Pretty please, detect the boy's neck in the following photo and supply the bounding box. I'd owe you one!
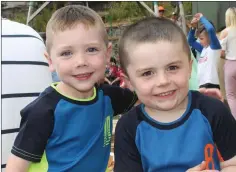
[144,95,189,123]
[55,82,95,100]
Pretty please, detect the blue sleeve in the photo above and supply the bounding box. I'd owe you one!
[199,16,221,50]
[187,29,203,53]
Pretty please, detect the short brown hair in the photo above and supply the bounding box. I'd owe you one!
[119,17,191,74]
[46,5,108,53]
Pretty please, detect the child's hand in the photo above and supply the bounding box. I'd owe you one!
[186,161,220,172]
[190,18,198,28]
[194,13,203,21]
[199,88,224,102]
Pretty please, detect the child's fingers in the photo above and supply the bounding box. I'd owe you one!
[186,161,220,172]
[194,13,203,20]
[186,161,207,171]
[220,157,236,169]
[199,88,207,94]
[191,18,198,24]
[205,89,223,102]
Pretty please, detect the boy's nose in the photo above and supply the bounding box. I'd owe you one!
[75,54,88,67]
[156,72,170,87]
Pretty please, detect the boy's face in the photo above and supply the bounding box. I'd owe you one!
[47,23,111,93]
[199,32,209,47]
[125,41,192,112]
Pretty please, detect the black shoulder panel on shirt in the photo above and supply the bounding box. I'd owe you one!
[191,91,236,161]
[12,86,61,162]
[190,90,230,122]
[20,86,60,124]
[117,105,144,132]
[114,105,144,172]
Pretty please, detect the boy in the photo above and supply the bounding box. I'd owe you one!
[6,5,137,172]
[188,13,221,90]
[114,17,236,172]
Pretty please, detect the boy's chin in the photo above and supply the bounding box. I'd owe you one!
[147,101,180,112]
[74,83,96,92]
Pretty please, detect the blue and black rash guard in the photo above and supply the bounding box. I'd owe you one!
[187,16,221,87]
[114,91,236,172]
[11,83,137,172]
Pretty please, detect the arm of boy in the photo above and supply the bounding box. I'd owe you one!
[101,84,138,115]
[6,155,30,172]
[211,101,236,171]
[187,94,236,172]
[114,112,143,172]
[198,15,221,50]
[6,101,54,171]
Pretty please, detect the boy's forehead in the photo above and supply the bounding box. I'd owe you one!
[127,40,183,55]
[52,22,103,35]
[127,41,187,65]
[49,23,106,46]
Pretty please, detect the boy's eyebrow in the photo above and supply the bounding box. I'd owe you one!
[57,42,103,51]
[83,41,102,46]
[136,67,155,73]
[166,60,183,65]
[57,45,74,50]
[136,60,183,73]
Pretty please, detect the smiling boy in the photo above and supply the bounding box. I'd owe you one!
[114,17,236,172]
[6,5,137,172]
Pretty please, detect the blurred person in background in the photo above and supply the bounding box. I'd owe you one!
[220,7,236,119]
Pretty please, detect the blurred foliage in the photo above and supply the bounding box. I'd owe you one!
[183,2,192,15]
[9,1,69,32]
[31,2,71,32]
[30,2,57,32]
[11,11,27,24]
[8,1,192,32]
[104,2,153,23]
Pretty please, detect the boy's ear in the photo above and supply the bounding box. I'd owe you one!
[122,73,135,92]
[106,42,112,64]
[44,51,55,72]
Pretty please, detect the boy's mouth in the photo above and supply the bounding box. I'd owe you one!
[156,90,176,98]
[74,72,93,80]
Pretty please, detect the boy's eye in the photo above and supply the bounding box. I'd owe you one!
[167,66,179,71]
[142,71,153,77]
[61,51,72,57]
[87,47,98,53]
